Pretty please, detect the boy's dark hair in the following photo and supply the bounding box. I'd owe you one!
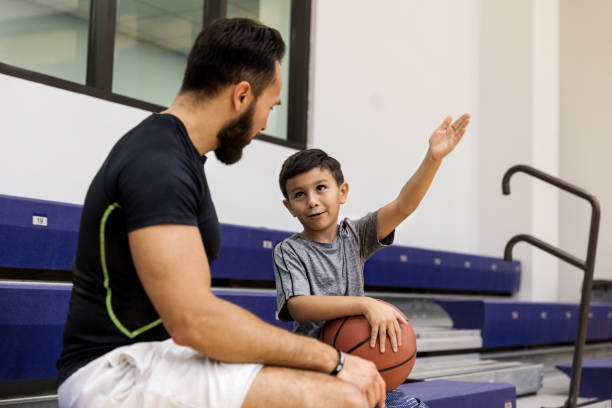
[181,18,285,99]
[279,149,345,199]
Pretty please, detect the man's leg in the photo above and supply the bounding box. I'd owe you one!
[243,366,368,408]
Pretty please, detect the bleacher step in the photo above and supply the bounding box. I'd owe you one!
[415,326,482,352]
[0,395,57,407]
[409,357,542,396]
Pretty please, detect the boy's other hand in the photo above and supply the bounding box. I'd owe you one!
[428,114,471,161]
[338,353,386,408]
[361,298,409,353]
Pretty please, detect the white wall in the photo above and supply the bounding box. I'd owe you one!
[310,0,481,253]
[477,0,563,301]
[478,0,535,299]
[559,0,612,301]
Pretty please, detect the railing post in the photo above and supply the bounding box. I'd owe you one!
[502,165,600,408]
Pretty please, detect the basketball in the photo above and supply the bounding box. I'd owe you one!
[320,302,417,392]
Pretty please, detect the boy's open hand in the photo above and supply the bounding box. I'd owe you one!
[428,114,471,161]
[361,297,409,353]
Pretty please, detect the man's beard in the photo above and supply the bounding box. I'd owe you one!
[214,101,256,165]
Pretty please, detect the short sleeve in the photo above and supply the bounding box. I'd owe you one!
[352,211,395,260]
[273,241,312,321]
[116,150,202,232]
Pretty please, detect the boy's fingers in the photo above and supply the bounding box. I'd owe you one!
[388,325,398,352]
[379,326,387,353]
[396,311,409,324]
[452,114,470,129]
[440,115,452,129]
[394,320,402,347]
[452,118,466,133]
[370,326,378,348]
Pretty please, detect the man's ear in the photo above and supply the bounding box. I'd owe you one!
[232,81,252,111]
[338,182,349,204]
[283,199,297,217]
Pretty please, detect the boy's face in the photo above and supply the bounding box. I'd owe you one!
[283,167,348,236]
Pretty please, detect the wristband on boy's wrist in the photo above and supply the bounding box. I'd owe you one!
[329,349,345,376]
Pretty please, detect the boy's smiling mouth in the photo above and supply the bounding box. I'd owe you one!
[308,211,326,218]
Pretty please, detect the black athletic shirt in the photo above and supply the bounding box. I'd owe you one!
[57,113,220,385]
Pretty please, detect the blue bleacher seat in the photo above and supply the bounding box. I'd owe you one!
[435,299,612,348]
[0,194,81,271]
[0,282,71,380]
[398,380,516,408]
[211,224,291,281]
[0,193,522,295]
[364,246,521,294]
[556,357,612,398]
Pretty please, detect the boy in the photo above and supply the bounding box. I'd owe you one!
[273,114,470,405]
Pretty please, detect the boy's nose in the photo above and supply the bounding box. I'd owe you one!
[307,196,319,207]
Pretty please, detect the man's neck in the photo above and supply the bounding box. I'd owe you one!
[162,91,231,156]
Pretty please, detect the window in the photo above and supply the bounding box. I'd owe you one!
[113,0,204,107]
[0,0,91,84]
[227,0,291,140]
[0,0,310,149]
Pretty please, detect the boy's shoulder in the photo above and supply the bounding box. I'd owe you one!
[273,233,302,257]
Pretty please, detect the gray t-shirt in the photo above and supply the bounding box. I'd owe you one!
[273,211,394,338]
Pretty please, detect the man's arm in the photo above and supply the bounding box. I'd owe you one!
[128,224,386,407]
[288,295,407,353]
[378,114,470,239]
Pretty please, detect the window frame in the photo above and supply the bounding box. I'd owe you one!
[0,0,311,150]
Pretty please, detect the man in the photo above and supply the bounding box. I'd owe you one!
[57,18,385,408]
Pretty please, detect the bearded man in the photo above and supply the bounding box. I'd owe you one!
[56,18,385,408]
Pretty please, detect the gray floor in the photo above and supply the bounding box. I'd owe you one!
[517,373,610,408]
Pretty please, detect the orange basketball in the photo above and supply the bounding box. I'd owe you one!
[320,302,417,392]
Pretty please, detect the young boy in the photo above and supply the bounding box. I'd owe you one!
[273,114,470,405]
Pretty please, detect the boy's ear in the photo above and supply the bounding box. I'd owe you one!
[338,182,349,204]
[282,199,297,217]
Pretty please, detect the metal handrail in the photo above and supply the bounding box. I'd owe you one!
[501,164,601,408]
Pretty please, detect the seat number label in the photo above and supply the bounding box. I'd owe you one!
[32,215,48,226]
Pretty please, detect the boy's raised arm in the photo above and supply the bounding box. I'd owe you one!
[377,114,470,239]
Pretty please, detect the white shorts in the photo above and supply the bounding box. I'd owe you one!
[58,338,263,408]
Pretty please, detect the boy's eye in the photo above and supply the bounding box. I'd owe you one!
[294,192,304,199]
[316,185,327,191]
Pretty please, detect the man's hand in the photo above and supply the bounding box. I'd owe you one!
[428,114,471,161]
[361,297,408,353]
[338,353,386,408]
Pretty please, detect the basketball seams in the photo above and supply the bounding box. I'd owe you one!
[347,337,370,354]
[347,337,416,371]
[332,317,349,347]
[378,351,416,373]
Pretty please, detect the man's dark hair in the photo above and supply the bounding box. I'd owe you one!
[279,149,345,199]
[181,18,285,98]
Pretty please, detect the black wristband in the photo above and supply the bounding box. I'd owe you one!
[330,349,345,376]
